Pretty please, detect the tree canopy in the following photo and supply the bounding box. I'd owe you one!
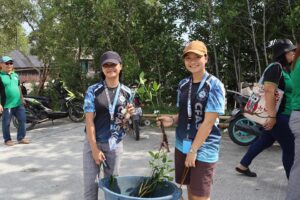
[1,0,300,107]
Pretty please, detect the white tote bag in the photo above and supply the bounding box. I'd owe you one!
[243,63,284,125]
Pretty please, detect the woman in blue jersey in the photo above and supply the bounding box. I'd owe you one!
[83,51,134,200]
[158,41,225,200]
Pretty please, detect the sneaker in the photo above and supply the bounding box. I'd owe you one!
[5,140,15,146]
[235,167,257,177]
[18,138,30,144]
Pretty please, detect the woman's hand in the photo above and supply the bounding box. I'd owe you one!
[156,115,174,128]
[126,103,135,116]
[185,152,197,168]
[92,148,106,165]
[263,117,276,130]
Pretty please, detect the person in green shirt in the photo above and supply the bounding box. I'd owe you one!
[236,39,295,179]
[286,45,300,200]
[0,56,29,146]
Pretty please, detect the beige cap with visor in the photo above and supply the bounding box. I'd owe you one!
[183,40,207,57]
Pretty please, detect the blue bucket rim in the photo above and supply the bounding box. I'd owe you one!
[99,175,182,200]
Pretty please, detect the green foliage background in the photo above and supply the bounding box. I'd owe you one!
[1,0,300,110]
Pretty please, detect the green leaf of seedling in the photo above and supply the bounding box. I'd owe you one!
[152,81,160,92]
[148,92,153,101]
[149,151,155,157]
[169,168,175,172]
[139,72,146,85]
[137,87,145,94]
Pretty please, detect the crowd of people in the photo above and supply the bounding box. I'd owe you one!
[82,39,300,200]
[1,38,300,200]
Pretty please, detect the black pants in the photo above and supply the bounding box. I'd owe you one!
[240,114,295,178]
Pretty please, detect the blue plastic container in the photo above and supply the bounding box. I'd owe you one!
[99,176,182,200]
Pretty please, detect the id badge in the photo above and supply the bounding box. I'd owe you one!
[108,136,117,151]
[182,138,192,154]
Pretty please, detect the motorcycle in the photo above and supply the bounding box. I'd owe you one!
[227,89,264,146]
[13,80,85,130]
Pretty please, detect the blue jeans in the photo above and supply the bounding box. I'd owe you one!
[2,105,26,142]
[240,114,295,178]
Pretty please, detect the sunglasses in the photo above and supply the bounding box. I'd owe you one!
[4,62,13,65]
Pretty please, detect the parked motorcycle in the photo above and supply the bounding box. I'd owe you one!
[14,80,84,130]
[227,89,263,146]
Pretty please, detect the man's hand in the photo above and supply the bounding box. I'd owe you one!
[0,104,3,113]
[22,99,26,106]
[91,148,106,165]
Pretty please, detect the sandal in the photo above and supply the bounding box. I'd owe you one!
[5,140,15,146]
[235,167,257,177]
[18,138,30,144]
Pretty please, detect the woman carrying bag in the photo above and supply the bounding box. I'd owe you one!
[236,39,296,179]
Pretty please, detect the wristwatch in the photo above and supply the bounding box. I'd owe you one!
[189,147,197,154]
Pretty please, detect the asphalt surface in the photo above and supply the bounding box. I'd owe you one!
[0,119,287,200]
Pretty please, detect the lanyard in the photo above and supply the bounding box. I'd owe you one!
[104,81,121,130]
[187,72,209,131]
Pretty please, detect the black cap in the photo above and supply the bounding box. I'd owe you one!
[100,51,122,66]
[272,39,296,59]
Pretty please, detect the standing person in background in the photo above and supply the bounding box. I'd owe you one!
[83,51,134,200]
[286,45,300,200]
[158,40,226,200]
[236,39,296,178]
[0,56,29,146]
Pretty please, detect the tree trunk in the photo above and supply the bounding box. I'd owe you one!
[37,63,50,95]
[208,0,219,77]
[232,45,242,92]
[262,1,268,66]
[287,0,296,42]
[246,0,262,76]
[232,47,239,91]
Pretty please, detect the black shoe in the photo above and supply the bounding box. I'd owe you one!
[235,167,257,177]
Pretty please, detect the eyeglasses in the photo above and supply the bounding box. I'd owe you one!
[4,62,13,65]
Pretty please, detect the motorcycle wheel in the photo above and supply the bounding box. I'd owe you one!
[133,119,140,141]
[13,109,36,131]
[228,115,258,146]
[69,102,85,122]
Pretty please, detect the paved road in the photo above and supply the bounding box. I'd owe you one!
[0,119,287,200]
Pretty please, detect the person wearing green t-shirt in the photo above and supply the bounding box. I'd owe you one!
[286,45,300,200]
[0,56,29,146]
[236,39,295,179]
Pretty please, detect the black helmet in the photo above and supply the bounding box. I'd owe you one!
[272,39,296,59]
